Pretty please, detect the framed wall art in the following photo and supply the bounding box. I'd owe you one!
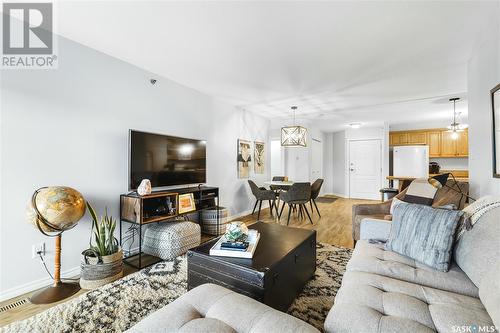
[237,139,251,178]
[254,141,265,174]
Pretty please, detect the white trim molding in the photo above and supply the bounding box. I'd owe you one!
[0,266,80,302]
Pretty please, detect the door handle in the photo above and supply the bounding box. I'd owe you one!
[350,168,355,172]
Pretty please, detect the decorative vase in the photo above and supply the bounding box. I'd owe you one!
[224,221,249,241]
[137,179,151,196]
[79,248,123,290]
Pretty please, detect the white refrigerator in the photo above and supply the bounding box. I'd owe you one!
[392,146,429,178]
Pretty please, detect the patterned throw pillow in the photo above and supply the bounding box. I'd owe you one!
[385,202,463,272]
[403,178,438,205]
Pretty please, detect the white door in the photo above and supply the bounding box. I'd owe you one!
[270,140,283,177]
[349,140,382,200]
[311,139,323,182]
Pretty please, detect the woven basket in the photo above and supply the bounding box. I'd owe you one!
[202,207,229,235]
[79,249,123,290]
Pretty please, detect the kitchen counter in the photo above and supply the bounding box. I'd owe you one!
[387,174,469,191]
[386,175,469,182]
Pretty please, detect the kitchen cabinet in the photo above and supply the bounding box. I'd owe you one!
[390,132,408,145]
[441,131,457,157]
[408,132,427,145]
[389,128,468,157]
[456,131,469,157]
[427,131,441,157]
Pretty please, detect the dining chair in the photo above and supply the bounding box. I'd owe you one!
[248,180,277,220]
[310,179,324,217]
[278,182,312,225]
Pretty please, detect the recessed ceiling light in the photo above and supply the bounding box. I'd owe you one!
[348,122,362,129]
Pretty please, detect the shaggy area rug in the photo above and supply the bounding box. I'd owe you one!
[1,243,351,333]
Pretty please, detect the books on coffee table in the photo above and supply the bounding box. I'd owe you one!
[209,232,260,258]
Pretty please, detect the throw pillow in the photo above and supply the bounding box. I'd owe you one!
[385,202,463,272]
[403,178,438,205]
[390,197,404,215]
[402,174,450,206]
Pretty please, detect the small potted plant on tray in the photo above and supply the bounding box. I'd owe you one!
[80,203,123,289]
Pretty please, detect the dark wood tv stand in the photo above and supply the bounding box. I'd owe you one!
[119,185,220,269]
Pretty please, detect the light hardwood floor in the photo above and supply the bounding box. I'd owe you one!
[0,196,374,327]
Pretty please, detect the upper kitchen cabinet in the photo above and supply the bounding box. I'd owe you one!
[427,131,441,157]
[390,132,408,145]
[407,132,427,145]
[456,131,469,157]
[389,128,468,158]
[441,131,458,157]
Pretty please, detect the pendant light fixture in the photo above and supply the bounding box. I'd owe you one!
[281,106,307,147]
[446,97,468,140]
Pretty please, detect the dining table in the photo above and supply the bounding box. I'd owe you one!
[264,180,294,211]
[264,180,294,188]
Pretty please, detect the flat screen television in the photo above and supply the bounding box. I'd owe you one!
[129,130,206,190]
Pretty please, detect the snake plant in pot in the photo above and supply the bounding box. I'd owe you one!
[79,203,123,290]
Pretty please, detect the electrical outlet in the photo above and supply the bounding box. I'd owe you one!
[32,242,45,259]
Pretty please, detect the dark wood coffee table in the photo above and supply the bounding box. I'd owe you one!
[187,222,316,311]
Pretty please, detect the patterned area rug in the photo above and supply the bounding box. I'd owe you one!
[1,243,352,333]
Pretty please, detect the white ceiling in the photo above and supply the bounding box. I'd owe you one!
[54,1,498,132]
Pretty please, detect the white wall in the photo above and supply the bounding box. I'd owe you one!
[0,37,269,299]
[467,3,500,198]
[322,133,334,194]
[331,131,346,196]
[389,119,468,132]
[429,157,468,171]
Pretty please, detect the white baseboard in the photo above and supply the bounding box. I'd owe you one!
[324,192,347,198]
[230,202,271,221]
[0,266,80,302]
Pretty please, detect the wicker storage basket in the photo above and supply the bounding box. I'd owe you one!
[80,249,123,290]
[202,207,229,235]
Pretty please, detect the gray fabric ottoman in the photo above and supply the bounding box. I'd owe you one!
[325,207,500,333]
[126,283,319,333]
[143,221,200,260]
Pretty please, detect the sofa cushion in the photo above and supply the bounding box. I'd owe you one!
[359,219,392,241]
[353,214,388,240]
[179,318,236,333]
[385,202,463,271]
[126,283,319,333]
[348,241,478,297]
[325,271,494,333]
[454,208,500,288]
[454,207,500,329]
[479,264,500,328]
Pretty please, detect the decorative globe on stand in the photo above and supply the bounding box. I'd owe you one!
[26,186,86,304]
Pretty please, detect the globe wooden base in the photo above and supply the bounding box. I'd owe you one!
[30,234,80,304]
[30,282,80,304]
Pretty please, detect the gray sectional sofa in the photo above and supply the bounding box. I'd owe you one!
[325,207,500,333]
[127,206,498,333]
